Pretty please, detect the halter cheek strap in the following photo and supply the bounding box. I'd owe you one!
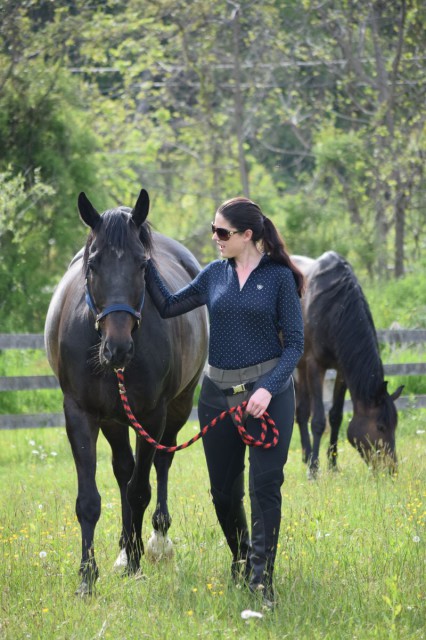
[85,278,145,334]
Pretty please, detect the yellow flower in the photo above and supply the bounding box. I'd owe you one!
[187,610,193,616]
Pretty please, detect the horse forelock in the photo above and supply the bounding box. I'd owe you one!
[82,208,152,270]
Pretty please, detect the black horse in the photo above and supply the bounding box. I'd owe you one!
[292,251,403,477]
[44,189,208,594]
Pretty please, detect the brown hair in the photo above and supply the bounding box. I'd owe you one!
[217,196,305,297]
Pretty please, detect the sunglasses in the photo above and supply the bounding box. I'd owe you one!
[211,223,240,241]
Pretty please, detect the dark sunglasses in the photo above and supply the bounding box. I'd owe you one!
[211,223,240,241]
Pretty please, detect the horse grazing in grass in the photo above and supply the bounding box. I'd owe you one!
[292,251,403,477]
[44,189,208,594]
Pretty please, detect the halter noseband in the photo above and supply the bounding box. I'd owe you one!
[85,276,145,334]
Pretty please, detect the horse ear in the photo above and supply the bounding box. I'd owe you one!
[132,189,150,228]
[390,385,404,401]
[78,193,101,229]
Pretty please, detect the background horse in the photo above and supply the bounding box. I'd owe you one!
[44,189,208,594]
[292,251,403,477]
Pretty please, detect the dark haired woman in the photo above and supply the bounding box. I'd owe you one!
[145,197,304,608]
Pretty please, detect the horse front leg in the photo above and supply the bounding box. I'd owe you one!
[327,371,347,470]
[100,422,135,570]
[125,405,168,575]
[64,396,100,596]
[307,362,326,478]
[147,446,176,562]
[295,365,312,464]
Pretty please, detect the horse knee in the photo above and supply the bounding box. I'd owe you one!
[311,417,326,437]
[127,483,152,512]
[76,491,101,525]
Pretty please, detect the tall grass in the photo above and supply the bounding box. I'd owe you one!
[0,410,425,640]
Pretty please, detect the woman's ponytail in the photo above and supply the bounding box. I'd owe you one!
[262,218,305,298]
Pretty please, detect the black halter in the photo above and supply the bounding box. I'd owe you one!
[85,276,145,334]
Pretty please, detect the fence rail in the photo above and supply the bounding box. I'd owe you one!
[1,331,425,430]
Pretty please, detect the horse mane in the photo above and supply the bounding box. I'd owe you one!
[314,254,385,405]
[83,207,153,269]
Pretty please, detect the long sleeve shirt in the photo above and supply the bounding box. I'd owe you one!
[145,255,304,396]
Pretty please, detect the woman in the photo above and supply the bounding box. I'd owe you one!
[145,197,304,608]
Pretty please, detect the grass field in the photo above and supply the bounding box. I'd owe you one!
[0,409,425,640]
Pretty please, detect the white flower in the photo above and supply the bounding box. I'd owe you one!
[50,451,58,457]
[412,536,420,543]
[29,440,36,446]
[241,609,263,620]
[39,551,47,558]
[32,450,40,455]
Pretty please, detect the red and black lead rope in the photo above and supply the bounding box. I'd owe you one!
[115,368,279,452]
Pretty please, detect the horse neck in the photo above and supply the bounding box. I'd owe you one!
[340,333,384,404]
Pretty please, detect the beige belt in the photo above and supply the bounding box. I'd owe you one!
[206,358,279,388]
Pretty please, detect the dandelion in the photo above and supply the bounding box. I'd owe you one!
[192,588,198,593]
[42,608,49,613]
[186,610,194,616]
[39,551,47,558]
[412,536,420,543]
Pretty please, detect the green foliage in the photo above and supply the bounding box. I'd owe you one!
[362,261,426,330]
[0,0,425,329]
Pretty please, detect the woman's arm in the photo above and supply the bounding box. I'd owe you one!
[145,259,207,318]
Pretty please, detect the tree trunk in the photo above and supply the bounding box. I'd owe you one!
[231,5,250,197]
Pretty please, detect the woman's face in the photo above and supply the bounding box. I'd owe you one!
[212,212,245,258]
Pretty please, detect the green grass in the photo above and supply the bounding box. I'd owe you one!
[0,411,425,640]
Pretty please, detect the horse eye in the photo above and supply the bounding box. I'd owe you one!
[87,261,97,274]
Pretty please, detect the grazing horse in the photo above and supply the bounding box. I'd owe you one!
[292,251,403,476]
[44,189,208,594]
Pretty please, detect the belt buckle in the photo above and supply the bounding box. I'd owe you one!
[232,383,246,395]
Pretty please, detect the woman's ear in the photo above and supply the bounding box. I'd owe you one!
[243,228,254,242]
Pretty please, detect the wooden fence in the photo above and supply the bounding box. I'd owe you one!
[1,331,426,430]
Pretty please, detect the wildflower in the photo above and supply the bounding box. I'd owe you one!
[413,536,420,543]
[186,610,194,616]
[39,551,47,558]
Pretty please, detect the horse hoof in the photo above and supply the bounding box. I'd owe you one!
[113,548,128,570]
[75,581,92,597]
[307,467,320,481]
[146,530,174,562]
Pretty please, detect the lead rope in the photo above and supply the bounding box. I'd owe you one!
[115,369,279,452]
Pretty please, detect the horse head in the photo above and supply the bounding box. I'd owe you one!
[347,382,404,471]
[79,189,151,369]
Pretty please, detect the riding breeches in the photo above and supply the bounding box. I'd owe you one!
[198,373,295,576]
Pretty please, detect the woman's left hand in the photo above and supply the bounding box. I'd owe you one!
[245,388,272,419]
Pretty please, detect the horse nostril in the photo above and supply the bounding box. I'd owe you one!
[102,340,134,366]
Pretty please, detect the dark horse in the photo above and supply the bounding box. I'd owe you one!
[44,189,208,594]
[292,251,403,477]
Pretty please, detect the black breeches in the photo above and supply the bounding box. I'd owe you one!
[198,379,295,564]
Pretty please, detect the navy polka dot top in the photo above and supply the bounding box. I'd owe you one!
[145,255,304,396]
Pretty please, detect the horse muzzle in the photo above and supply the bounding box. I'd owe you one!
[99,335,135,369]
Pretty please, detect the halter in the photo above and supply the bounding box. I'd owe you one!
[85,276,145,334]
